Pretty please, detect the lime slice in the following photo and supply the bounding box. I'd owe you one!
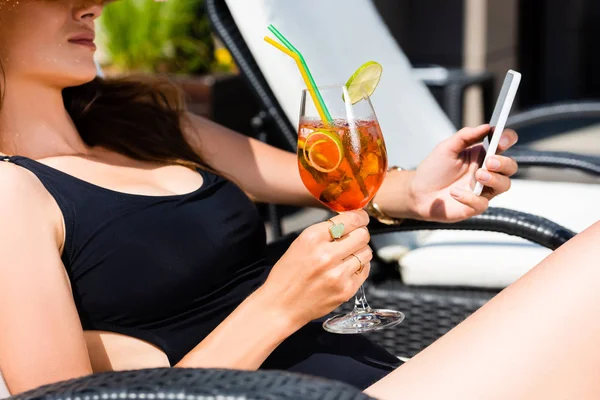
[343,61,383,104]
[303,130,344,173]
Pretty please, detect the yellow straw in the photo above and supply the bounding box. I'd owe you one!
[264,36,330,124]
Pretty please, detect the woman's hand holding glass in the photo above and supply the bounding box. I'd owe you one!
[295,84,404,334]
[261,210,373,328]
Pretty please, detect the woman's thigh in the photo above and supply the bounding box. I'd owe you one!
[366,220,600,400]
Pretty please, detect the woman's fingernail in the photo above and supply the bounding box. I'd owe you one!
[500,136,509,147]
[450,187,465,199]
[477,170,491,182]
[487,158,501,170]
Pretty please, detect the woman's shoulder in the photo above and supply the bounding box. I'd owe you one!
[0,157,40,186]
[0,159,64,249]
[0,159,57,215]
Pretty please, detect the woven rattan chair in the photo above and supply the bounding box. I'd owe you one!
[202,0,592,358]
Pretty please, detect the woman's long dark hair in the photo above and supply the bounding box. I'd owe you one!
[1,60,213,172]
[64,75,213,171]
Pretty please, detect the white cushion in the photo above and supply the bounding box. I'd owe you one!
[400,179,600,288]
[401,243,551,288]
[224,0,456,168]
[0,371,9,399]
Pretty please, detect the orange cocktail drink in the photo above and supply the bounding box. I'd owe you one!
[298,118,387,212]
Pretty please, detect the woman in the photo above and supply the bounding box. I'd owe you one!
[1,1,598,399]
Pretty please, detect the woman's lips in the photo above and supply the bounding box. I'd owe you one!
[68,39,97,50]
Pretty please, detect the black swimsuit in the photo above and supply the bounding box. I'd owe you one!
[5,155,401,389]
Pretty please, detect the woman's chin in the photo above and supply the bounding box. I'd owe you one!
[59,66,101,87]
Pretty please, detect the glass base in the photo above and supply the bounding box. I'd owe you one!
[322,309,405,334]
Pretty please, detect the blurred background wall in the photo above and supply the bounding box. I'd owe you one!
[374,0,600,118]
[96,0,600,140]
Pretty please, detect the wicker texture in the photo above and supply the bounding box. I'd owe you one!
[349,207,573,356]
[346,208,573,357]
[336,283,495,357]
[266,207,574,265]
[12,368,374,400]
[505,101,600,175]
[506,101,600,129]
[266,207,575,357]
[505,148,600,176]
[369,207,575,250]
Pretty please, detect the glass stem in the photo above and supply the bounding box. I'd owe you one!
[353,285,372,312]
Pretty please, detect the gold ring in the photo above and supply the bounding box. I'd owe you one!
[351,253,364,275]
[328,219,345,241]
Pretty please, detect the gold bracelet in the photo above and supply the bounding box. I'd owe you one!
[366,166,404,225]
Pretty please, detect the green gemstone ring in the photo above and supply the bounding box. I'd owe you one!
[328,219,345,240]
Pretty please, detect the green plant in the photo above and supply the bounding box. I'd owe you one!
[99,0,215,74]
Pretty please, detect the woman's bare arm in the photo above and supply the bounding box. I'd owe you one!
[183,113,321,207]
[174,285,296,370]
[0,164,92,395]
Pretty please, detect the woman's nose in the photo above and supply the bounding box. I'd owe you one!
[74,3,103,22]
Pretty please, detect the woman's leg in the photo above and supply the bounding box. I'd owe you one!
[366,220,600,400]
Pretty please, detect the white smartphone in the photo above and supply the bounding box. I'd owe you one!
[473,69,521,196]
